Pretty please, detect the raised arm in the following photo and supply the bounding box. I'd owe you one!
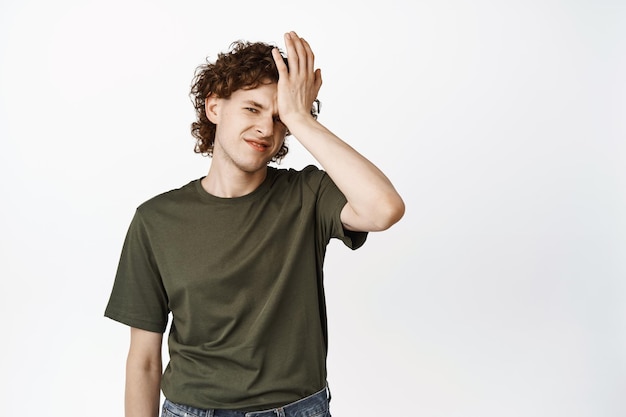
[125,327,163,417]
[272,32,405,232]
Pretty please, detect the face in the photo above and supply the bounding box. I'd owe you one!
[205,82,287,175]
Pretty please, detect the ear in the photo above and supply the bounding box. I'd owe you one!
[205,94,220,124]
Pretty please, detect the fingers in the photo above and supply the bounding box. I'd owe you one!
[283,32,298,73]
[301,38,315,76]
[284,31,315,77]
[271,47,288,76]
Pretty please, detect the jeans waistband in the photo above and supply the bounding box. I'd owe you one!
[162,385,330,417]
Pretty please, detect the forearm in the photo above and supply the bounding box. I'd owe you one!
[289,115,405,231]
[125,357,162,417]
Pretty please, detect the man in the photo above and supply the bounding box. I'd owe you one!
[105,31,404,417]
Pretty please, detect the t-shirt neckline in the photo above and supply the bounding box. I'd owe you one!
[193,167,276,204]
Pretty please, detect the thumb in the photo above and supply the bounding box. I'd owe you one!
[315,68,323,90]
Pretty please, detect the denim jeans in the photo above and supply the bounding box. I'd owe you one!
[161,386,331,417]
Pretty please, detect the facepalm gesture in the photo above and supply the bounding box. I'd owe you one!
[271,32,323,129]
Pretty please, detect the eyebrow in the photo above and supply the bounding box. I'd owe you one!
[243,100,266,109]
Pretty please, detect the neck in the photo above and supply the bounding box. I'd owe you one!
[201,164,268,198]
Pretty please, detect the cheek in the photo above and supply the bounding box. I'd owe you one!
[276,123,288,137]
[273,137,286,153]
[277,131,287,145]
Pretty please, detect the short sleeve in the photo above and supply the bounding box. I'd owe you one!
[104,210,169,333]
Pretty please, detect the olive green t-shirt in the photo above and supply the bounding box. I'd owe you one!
[105,165,367,410]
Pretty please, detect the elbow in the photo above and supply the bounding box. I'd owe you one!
[372,194,405,231]
[344,193,405,232]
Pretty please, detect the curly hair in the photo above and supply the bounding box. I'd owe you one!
[190,41,290,161]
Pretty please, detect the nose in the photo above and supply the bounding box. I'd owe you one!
[256,115,274,137]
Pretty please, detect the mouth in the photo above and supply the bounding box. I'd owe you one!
[244,139,271,152]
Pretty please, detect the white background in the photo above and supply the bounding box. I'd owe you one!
[1,0,625,416]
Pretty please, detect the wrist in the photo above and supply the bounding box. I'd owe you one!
[284,112,319,137]
[283,99,322,133]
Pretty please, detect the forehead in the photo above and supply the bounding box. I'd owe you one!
[229,82,278,106]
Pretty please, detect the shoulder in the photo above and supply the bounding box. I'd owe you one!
[269,165,329,191]
[136,179,201,216]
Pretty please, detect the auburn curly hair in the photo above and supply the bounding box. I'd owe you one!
[190,41,290,161]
